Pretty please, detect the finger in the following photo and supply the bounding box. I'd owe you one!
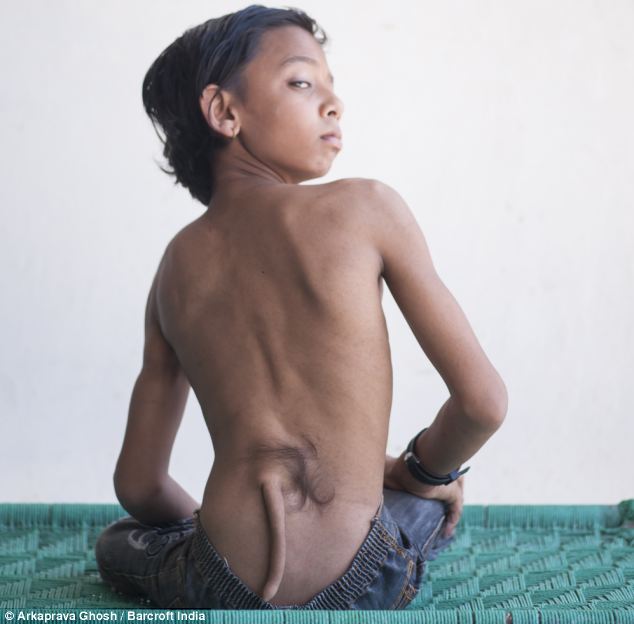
[444,495,463,537]
[447,502,463,537]
[443,509,457,537]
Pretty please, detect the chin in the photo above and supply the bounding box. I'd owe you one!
[292,167,331,184]
[285,154,336,183]
[304,170,330,183]
[311,160,335,180]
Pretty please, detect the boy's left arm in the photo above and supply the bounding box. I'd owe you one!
[113,266,200,526]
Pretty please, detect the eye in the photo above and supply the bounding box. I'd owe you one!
[289,80,311,89]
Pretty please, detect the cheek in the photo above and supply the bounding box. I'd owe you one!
[262,95,315,137]
[243,96,324,167]
[272,114,300,142]
[260,111,318,155]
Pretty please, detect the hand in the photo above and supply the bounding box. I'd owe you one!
[384,453,465,538]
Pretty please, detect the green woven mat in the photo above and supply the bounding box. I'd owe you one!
[0,500,633,623]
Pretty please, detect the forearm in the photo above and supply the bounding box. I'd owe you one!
[406,394,506,475]
[117,474,200,526]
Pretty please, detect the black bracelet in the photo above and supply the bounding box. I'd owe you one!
[403,427,470,486]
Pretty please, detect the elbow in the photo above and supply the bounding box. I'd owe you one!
[461,378,508,429]
[113,469,162,512]
[490,385,508,427]
[113,470,134,510]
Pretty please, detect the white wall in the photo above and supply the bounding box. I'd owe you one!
[1,0,632,506]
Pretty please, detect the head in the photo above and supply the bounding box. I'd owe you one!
[142,5,344,207]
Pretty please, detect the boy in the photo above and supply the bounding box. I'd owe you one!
[96,5,507,610]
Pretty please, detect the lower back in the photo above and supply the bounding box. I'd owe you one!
[198,452,384,605]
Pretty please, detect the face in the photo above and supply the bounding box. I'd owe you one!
[222,25,344,184]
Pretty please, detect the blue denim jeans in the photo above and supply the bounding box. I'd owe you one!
[95,488,455,610]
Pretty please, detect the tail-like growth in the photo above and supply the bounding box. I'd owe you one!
[259,478,287,602]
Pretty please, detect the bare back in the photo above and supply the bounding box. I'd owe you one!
[155,179,392,605]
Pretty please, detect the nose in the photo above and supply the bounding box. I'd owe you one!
[322,90,344,121]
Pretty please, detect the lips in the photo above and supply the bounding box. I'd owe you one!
[321,133,343,149]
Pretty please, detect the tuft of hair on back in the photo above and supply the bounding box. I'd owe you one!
[141,4,328,207]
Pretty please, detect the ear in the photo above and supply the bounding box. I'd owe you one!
[199,84,240,139]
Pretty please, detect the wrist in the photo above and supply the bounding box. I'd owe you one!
[411,428,447,477]
[405,427,471,486]
[394,449,438,493]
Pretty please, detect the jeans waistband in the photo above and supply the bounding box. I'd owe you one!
[191,493,388,610]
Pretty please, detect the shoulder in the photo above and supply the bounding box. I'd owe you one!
[313,177,391,199]
[302,177,407,222]
[315,178,416,246]
[149,216,204,312]
[157,213,207,272]
[323,177,410,217]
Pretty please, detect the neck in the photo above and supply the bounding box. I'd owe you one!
[211,140,296,196]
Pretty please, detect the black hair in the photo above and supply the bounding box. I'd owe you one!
[141,4,328,207]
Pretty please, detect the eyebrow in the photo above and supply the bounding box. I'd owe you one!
[279,55,334,85]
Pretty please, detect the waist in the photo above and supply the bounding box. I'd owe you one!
[198,466,384,605]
